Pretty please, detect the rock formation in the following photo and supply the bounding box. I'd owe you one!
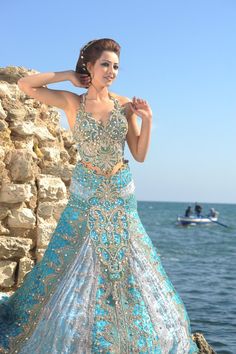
[192,333,216,353]
[0,65,79,292]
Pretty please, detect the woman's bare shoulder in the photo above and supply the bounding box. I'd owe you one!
[110,92,132,105]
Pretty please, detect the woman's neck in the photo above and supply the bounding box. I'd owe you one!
[85,86,110,102]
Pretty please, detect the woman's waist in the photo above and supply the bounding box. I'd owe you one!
[77,158,129,177]
[69,158,135,200]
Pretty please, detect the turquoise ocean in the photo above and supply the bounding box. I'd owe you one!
[137,201,236,354]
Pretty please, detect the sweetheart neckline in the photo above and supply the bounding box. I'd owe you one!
[74,107,118,128]
[82,108,116,127]
[73,94,127,132]
[80,92,119,127]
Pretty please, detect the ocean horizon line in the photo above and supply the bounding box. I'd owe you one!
[137,200,236,205]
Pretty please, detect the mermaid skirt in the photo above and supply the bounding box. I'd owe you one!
[0,162,199,353]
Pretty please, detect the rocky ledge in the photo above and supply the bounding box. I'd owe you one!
[0,65,79,290]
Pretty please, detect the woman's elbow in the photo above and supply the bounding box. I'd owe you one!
[134,155,146,163]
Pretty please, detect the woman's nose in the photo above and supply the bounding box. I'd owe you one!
[108,65,114,75]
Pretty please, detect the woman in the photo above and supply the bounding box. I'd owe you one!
[0,38,199,353]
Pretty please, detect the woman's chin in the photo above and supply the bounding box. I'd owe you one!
[101,82,112,88]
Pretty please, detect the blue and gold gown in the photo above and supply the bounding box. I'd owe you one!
[0,93,199,354]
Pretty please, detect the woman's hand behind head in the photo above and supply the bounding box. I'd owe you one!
[70,71,91,88]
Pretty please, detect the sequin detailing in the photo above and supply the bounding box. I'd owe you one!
[72,93,128,174]
[0,94,199,353]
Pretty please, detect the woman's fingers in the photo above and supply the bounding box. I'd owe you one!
[81,76,90,82]
[131,97,137,109]
[132,97,148,108]
[133,97,146,103]
[79,74,91,84]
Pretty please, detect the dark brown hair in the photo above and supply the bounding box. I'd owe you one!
[75,38,121,77]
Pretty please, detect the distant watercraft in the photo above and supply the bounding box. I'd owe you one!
[177,214,219,226]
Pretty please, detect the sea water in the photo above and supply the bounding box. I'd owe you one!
[137,201,236,354]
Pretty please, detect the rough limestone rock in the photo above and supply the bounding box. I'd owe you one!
[0,260,18,287]
[0,65,79,292]
[192,332,216,353]
[0,66,216,352]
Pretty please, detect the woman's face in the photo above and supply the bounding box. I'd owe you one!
[88,50,119,87]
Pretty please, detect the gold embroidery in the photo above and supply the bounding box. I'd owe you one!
[84,171,159,353]
[72,94,128,175]
[6,205,87,354]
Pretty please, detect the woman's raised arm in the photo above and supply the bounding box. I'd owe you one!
[17,70,89,112]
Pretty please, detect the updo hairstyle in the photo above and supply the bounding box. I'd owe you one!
[75,38,121,78]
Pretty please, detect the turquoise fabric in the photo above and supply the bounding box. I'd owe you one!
[0,95,199,353]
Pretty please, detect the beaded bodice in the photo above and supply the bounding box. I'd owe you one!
[72,93,128,173]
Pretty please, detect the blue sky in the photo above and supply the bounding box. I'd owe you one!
[1,0,235,204]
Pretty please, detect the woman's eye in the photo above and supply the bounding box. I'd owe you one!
[101,63,119,70]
